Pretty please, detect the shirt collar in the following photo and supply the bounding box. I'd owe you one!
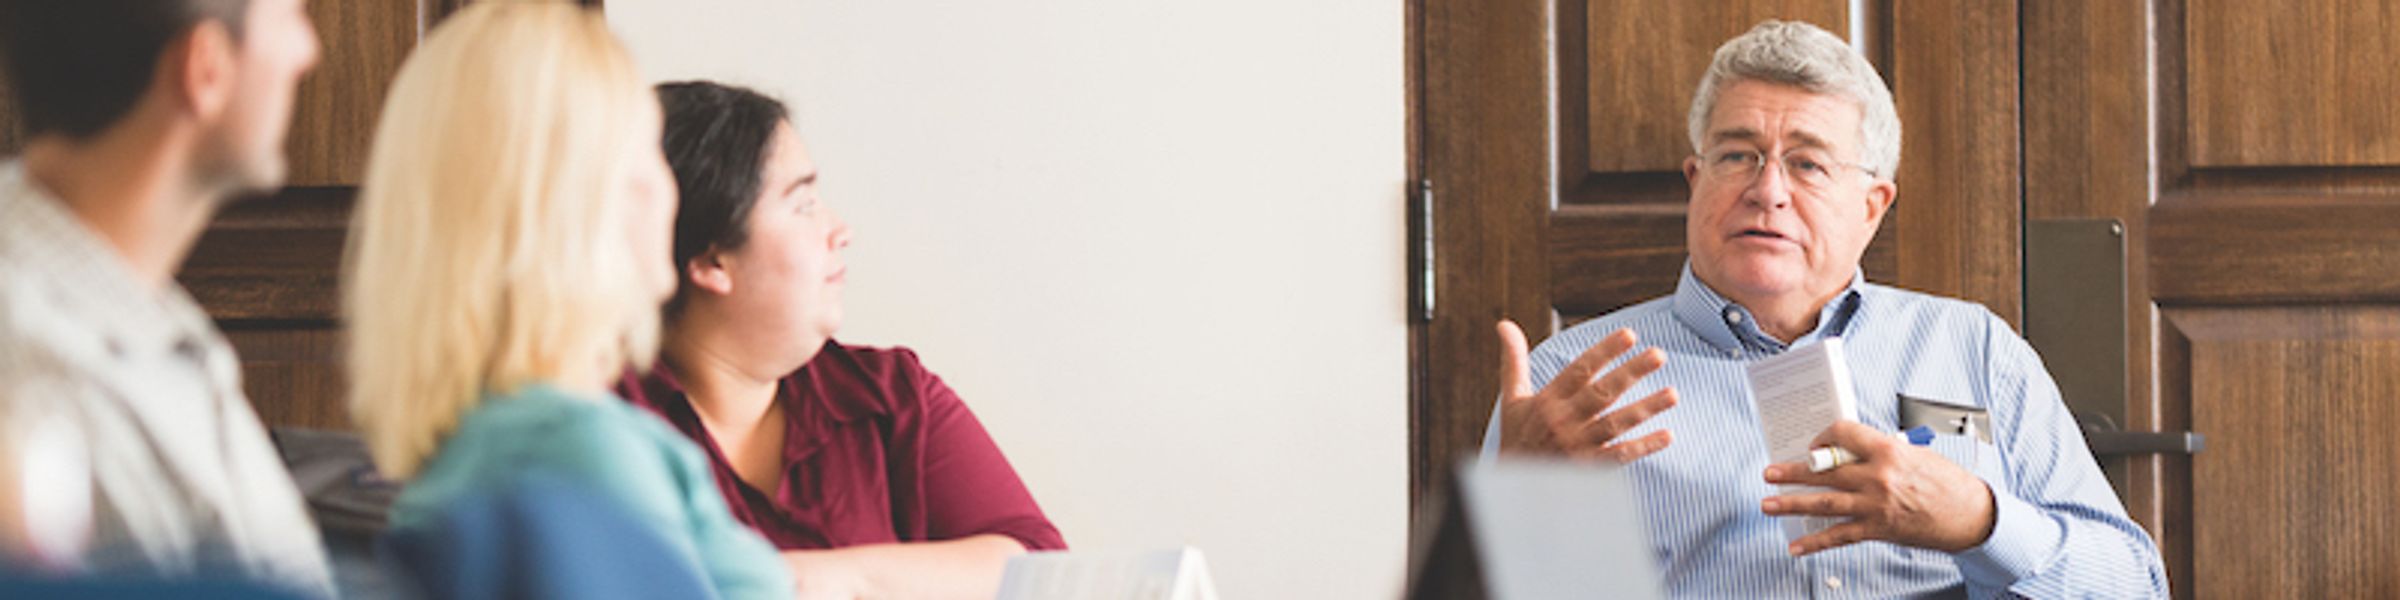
[0,161,213,357]
[629,339,881,426]
[1670,263,1866,356]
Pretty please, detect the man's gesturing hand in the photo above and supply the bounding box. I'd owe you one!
[1493,320,1678,462]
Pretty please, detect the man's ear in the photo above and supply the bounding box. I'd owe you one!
[1863,178,1897,227]
[1683,155,1703,187]
[685,249,736,296]
[164,21,239,123]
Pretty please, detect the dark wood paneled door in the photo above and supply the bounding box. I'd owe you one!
[1411,0,2020,532]
[2030,0,2400,597]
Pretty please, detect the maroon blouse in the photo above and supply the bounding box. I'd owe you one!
[618,341,1066,551]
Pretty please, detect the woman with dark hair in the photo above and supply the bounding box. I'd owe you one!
[618,81,1064,599]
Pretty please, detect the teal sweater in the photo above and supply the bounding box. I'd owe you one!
[388,383,794,599]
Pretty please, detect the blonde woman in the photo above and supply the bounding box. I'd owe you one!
[343,3,790,597]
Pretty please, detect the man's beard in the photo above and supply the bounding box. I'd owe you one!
[191,124,287,203]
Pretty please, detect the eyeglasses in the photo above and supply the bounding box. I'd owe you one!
[1697,148,1877,192]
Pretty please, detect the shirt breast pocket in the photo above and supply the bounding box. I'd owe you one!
[1925,432,2007,487]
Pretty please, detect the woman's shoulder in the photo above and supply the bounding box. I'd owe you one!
[442,384,693,477]
[792,341,947,415]
[409,384,715,516]
[462,384,643,434]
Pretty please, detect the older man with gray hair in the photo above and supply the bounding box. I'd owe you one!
[1480,20,2168,597]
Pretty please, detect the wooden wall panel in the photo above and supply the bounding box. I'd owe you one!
[180,190,350,321]
[2186,0,2400,167]
[181,189,354,428]
[1547,205,1685,319]
[2173,307,2400,599]
[1886,0,2022,325]
[1582,0,1850,174]
[284,0,421,186]
[226,327,350,430]
[2151,194,2400,304]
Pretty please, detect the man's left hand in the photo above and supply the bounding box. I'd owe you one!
[1759,420,1997,555]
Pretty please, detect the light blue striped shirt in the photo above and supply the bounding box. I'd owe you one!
[1483,266,2167,598]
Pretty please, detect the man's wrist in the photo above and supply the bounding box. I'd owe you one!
[1954,481,1998,551]
[1952,486,2065,587]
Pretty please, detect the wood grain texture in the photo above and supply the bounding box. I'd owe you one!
[1412,0,1558,512]
[1581,0,1849,174]
[2021,0,2182,591]
[1546,204,1685,319]
[2150,193,2400,304]
[2139,2,2400,596]
[178,188,353,428]
[2153,302,2196,599]
[2171,307,2400,599]
[1555,0,1690,209]
[225,326,350,430]
[178,188,354,322]
[2186,0,2400,167]
[284,0,419,186]
[1885,0,2022,326]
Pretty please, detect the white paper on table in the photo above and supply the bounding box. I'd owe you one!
[1744,337,1860,542]
[995,546,1219,600]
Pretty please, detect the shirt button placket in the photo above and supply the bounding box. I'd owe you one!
[1723,308,1755,358]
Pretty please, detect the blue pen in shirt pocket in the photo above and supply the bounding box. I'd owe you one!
[1900,394,2002,479]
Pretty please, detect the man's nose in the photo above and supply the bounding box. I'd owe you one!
[1743,160,1794,210]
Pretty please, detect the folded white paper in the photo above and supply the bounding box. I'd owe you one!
[1745,338,1860,541]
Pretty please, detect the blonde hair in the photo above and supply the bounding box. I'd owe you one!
[344,2,660,479]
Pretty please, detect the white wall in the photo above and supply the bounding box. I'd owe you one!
[608,2,1409,597]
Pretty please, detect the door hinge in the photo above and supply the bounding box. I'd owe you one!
[1412,178,1435,323]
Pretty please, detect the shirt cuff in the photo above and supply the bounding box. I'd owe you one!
[1953,485,2065,588]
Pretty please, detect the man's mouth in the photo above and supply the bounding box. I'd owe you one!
[1735,227,1790,241]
